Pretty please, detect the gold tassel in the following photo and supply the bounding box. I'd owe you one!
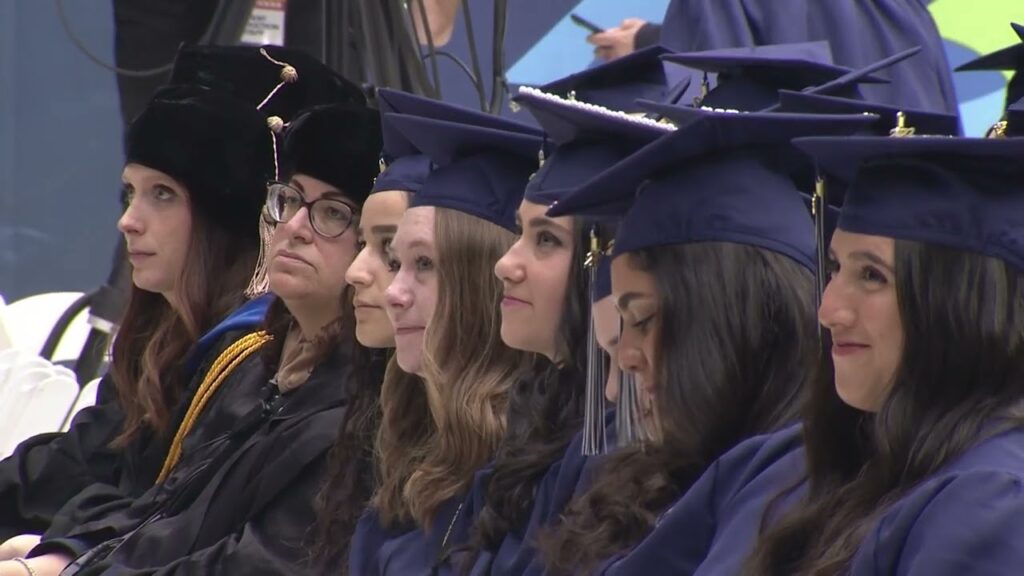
[245,209,275,298]
[986,120,1008,139]
[889,111,916,138]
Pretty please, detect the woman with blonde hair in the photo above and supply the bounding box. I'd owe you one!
[349,94,543,575]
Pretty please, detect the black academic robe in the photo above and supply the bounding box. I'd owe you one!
[0,296,271,540]
[32,342,353,575]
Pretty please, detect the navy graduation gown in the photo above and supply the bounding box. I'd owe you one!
[465,432,586,576]
[848,427,1024,575]
[598,424,805,576]
[353,494,479,576]
[0,295,271,541]
[659,0,958,114]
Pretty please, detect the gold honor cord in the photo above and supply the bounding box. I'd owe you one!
[156,331,274,483]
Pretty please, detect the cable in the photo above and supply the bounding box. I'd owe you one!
[422,51,480,93]
[459,0,487,111]
[55,0,226,78]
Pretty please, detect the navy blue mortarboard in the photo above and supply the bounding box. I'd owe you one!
[385,113,543,232]
[955,23,1024,109]
[538,45,671,113]
[371,91,432,194]
[662,41,889,111]
[375,88,543,135]
[169,44,366,122]
[371,89,543,196]
[549,107,880,272]
[793,135,1024,270]
[777,90,961,136]
[1005,97,1024,137]
[513,86,676,207]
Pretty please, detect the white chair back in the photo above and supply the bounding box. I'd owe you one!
[3,292,89,362]
[0,295,11,351]
[0,372,78,457]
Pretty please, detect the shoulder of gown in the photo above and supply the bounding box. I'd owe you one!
[601,424,806,575]
[853,427,1024,575]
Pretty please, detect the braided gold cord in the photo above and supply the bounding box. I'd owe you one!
[156,331,273,483]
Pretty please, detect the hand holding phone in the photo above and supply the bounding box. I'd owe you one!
[570,13,604,35]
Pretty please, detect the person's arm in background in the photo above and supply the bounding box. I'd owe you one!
[587,19,654,61]
[409,0,461,47]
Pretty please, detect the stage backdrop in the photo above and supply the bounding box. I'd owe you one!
[0,0,1019,303]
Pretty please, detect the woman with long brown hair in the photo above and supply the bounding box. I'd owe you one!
[0,44,362,552]
[310,92,433,574]
[349,94,542,575]
[708,134,1024,576]
[537,104,876,575]
[587,101,964,576]
[4,98,383,575]
[454,86,675,576]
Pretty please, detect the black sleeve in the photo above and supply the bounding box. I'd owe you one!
[634,22,663,50]
[0,375,125,540]
[76,458,329,576]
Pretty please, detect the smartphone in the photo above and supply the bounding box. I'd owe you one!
[570,13,604,35]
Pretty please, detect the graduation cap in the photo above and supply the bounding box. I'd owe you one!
[513,86,676,207]
[955,23,1024,110]
[384,113,543,232]
[776,90,961,136]
[372,108,433,195]
[126,84,276,239]
[662,41,890,111]
[371,90,434,195]
[374,88,544,136]
[548,107,880,273]
[537,45,672,113]
[793,135,1024,271]
[986,96,1024,138]
[170,44,366,123]
[279,104,383,206]
[1007,97,1024,137]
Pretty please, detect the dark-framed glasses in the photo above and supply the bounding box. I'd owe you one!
[265,181,357,238]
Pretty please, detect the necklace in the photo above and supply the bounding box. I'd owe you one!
[439,502,465,551]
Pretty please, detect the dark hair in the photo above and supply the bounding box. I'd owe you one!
[744,240,1024,575]
[305,287,389,573]
[540,242,817,574]
[111,203,258,445]
[463,218,592,564]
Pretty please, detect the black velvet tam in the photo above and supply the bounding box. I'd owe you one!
[169,44,367,122]
[280,103,384,207]
[125,84,276,239]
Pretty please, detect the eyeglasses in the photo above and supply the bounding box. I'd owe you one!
[265,181,358,238]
